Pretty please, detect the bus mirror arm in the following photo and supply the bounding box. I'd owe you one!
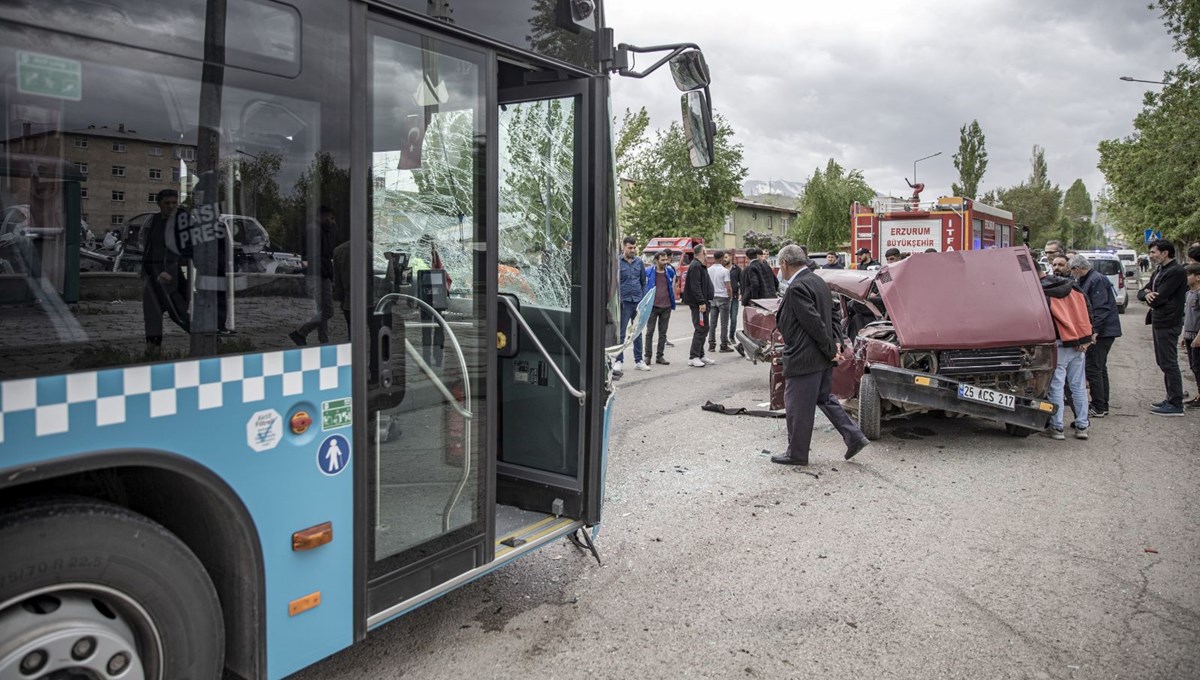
[610,42,704,85]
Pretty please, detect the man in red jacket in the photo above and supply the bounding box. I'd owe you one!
[1041,256,1094,440]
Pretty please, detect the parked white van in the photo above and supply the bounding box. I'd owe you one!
[1115,249,1138,278]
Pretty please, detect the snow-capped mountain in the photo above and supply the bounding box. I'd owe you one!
[742,179,805,198]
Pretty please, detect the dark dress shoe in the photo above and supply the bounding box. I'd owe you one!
[770,454,808,466]
[845,437,869,460]
[655,357,670,365]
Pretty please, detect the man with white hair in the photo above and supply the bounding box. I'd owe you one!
[772,245,869,465]
[1069,253,1121,418]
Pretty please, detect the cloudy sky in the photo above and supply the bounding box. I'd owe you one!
[606,0,1182,201]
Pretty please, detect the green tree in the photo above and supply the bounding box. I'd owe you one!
[1097,1,1200,243]
[996,145,1062,247]
[792,159,874,250]
[285,151,351,250]
[1098,65,1200,243]
[1157,0,1200,59]
[951,119,989,199]
[742,229,792,253]
[614,107,650,181]
[621,114,748,244]
[1061,179,1096,248]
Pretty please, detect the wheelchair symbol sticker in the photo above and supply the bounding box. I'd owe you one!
[317,434,350,476]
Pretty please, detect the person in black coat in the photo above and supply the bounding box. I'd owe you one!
[1137,238,1188,414]
[141,189,191,346]
[741,248,778,304]
[681,244,715,366]
[772,245,869,465]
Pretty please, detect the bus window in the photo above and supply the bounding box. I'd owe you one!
[0,30,346,381]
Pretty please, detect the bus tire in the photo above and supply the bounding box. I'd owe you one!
[0,496,224,680]
[858,374,881,441]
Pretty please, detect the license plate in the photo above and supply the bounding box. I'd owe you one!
[958,384,1016,410]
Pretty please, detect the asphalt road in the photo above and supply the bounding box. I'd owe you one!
[293,299,1200,679]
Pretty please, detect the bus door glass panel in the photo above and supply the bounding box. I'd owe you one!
[496,87,585,485]
[366,27,488,569]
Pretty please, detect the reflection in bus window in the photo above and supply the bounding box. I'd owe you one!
[0,35,345,381]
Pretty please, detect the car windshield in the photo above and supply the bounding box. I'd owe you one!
[228,218,268,246]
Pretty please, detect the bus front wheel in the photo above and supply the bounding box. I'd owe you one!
[0,497,224,680]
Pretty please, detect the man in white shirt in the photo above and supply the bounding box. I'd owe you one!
[707,249,733,353]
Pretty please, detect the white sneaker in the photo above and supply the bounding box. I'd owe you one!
[612,361,623,372]
[689,358,706,367]
[635,361,650,371]
[701,357,715,365]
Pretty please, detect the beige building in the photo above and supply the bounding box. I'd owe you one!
[2,123,195,236]
[718,197,799,250]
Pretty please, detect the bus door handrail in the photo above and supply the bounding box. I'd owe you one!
[498,296,586,405]
[374,293,473,532]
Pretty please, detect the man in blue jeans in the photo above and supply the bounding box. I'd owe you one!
[615,236,648,373]
[1042,256,1093,440]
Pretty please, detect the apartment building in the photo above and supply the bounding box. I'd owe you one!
[2,122,195,235]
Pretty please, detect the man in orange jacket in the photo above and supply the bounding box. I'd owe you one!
[1041,255,1094,440]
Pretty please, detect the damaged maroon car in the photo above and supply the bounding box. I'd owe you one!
[737,247,1059,439]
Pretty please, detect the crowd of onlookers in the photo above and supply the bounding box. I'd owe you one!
[615,235,1200,446]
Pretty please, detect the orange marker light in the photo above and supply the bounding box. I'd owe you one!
[290,411,312,434]
[288,591,321,616]
[292,522,333,551]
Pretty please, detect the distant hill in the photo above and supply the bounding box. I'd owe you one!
[743,179,805,198]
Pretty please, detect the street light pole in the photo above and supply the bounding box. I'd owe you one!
[913,151,942,185]
[1119,76,1168,85]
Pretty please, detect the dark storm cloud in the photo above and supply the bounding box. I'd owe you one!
[608,0,1180,200]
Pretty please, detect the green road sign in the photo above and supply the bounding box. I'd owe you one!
[17,51,82,101]
[322,398,351,431]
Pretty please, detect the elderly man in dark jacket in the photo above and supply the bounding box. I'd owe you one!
[772,245,869,465]
[1070,254,1121,417]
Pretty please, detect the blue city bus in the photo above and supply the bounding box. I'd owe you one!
[0,1,713,677]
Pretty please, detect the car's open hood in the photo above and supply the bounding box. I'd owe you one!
[875,247,1056,349]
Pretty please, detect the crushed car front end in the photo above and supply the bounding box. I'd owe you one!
[872,343,1057,431]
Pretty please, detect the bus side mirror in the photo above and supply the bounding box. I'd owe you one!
[681,90,714,168]
[669,50,710,91]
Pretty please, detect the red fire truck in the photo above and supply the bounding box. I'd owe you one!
[851,196,1019,260]
[641,236,750,300]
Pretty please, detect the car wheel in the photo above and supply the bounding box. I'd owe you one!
[857,373,881,441]
[1004,423,1036,437]
[1118,303,1127,314]
[0,497,225,680]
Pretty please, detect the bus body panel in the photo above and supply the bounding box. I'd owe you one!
[0,344,355,679]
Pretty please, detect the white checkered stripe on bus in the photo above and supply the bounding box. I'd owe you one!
[0,344,351,443]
